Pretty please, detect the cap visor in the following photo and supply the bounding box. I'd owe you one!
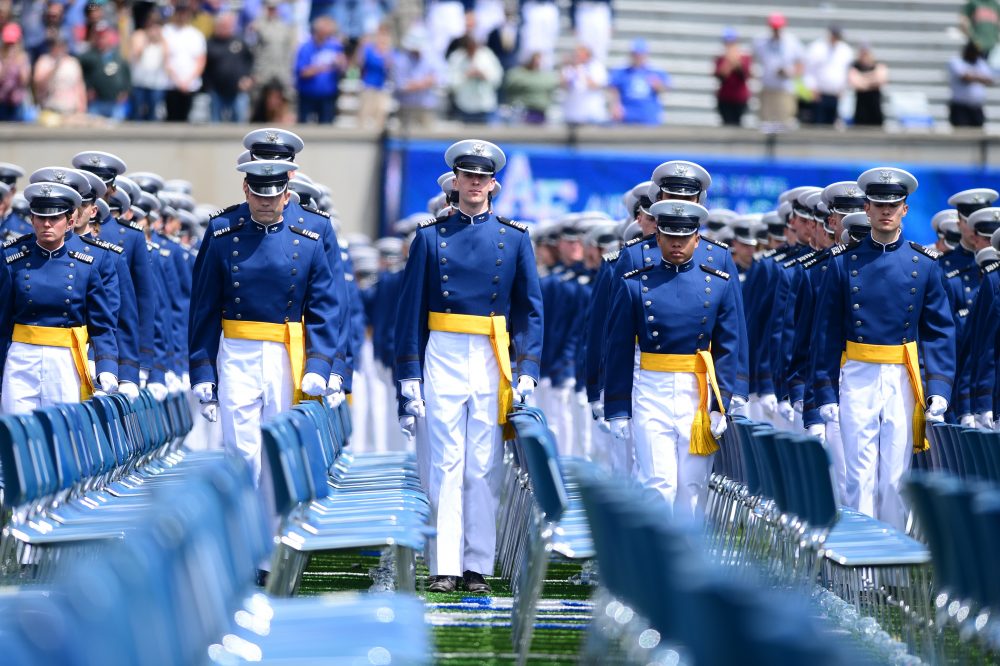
[657,226,697,236]
[454,165,495,176]
[248,183,287,197]
[29,206,70,216]
[866,194,906,203]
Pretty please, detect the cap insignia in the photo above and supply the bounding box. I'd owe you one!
[673,164,689,177]
[89,155,102,166]
[40,184,52,196]
[262,165,274,175]
[846,186,859,197]
[672,204,686,215]
[472,142,486,156]
[53,171,66,183]
[878,170,894,184]
[265,130,279,143]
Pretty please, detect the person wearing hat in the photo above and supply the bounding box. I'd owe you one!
[604,200,746,519]
[965,222,1000,430]
[608,38,670,125]
[930,209,960,254]
[813,167,955,530]
[729,215,758,278]
[1,182,120,413]
[945,187,998,276]
[753,12,803,126]
[0,163,30,242]
[394,139,543,593]
[944,196,999,317]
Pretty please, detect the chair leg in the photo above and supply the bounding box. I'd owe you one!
[394,544,415,592]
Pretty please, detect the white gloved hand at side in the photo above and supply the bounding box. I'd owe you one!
[97,372,119,394]
[806,423,826,439]
[325,374,345,407]
[399,415,416,441]
[590,401,604,421]
[301,372,330,397]
[192,382,215,403]
[793,400,803,414]
[959,414,977,428]
[165,371,182,393]
[729,395,749,417]
[513,375,536,403]
[710,411,727,438]
[777,400,795,422]
[400,379,424,418]
[610,418,630,441]
[118,381,140,400]
[925,396,947,423]
[759,393,778,416]
[819,403,839,424]
[148,382,168,401]
[139,367,149,387]
[975,411,994,430]
[201,401,219,422]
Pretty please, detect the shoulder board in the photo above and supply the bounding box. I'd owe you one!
[419,217,445,229]
[5,249,28,264]
[701,264,731,280]
[761,248,777,258]
[210,203,240,219]
[289,225,320,241]
[79,235,124,254]
[623,235,644,248]
[159,248,171,257]
[68,250,94,264]
[910,241,940,260]
[117,218,144,233]
[303,205,331,219]
[2,233,31,249]
[795,250,818,265]
[703,237,729,249]
[603,249,621,263]
[497,216,528,232]
[829,240,860,258]
[782,257,801,269]
[147,241,160,251]
[958,308,970,318]
[578,274,591,285]
[213,224,239,238]
[771,251,790,263]
[803,251,832,270]
[984,261,1000,275]
[623,265,655,279]
[560,270,577,282]
[946,266,973,279]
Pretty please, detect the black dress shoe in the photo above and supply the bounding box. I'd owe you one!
[255,569,269,587]
[462,570,491,593]
[427,575,460,593]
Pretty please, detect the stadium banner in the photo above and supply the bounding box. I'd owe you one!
[384,138,1000,245]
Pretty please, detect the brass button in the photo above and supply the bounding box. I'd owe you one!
[852,286,859,293]
[493,276,499,283]
[498,242,504,249]
[232,266,239,272]
[441,258,447,265]
[291,268,298,275]
[66,285,72,291]
[287,301,292,307]
[232,251,238,257]
[645,257,652,263]
[489,311,495,316]
[441,242,447,248]
[233,282,240,288]
[907,305,914,311]
[443,291,450,297]
[705,276,711,282]
[236,314,242,320]
[910,288,916,294]
[442,275,449,282]
[708,257,714,263]
[499,228,505,234]
[289,285,295,291]
[641,275,648,281]
[496,259,502,266]
[642,287,648,293]
[292,253,299,259]
[855,320,862,327]
[852,304,859,310]
[64,299,69,304]
[235,297,241,304]
[698,333,704,340]
[857,336,864,342]
[701,317,707,324]
[647,316,654,322]
[491,293,497,300]
[851,255,857,261]
[912,256,918,263]
[704,301,710,308]
[851,270,858,277]
[652,331,659,337]
[644,300,651,306]
[705,287,711,294]
[293,239,300,246]
[911,271,918,278]
[904,322,910,328]
[445,308,451,313]
[233,237,240,243]
[284,316,290,322]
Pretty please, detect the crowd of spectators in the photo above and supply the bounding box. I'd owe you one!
[0,0,992,129]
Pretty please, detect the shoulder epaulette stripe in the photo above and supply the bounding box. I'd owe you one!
[68,250,94,264]
[946,268,962,279]
[761,248,777,258]
[830,240,860,257]
[2,233,31,249]
[623,265,655,279]
[700,264,730,280]
[623,235,645,248]
[210,203,239,219]
[303,205,331,219]
[703,237,729,249]
[497,216,529,232]
[984,262,1000,274]
[603,249,620,263]
[958,308,970,318]
[213,226,234,238]
[803,251,832,269]
[771,252,789,263]
[117,218,144,232]
[419,217,444,228]
[5,250,27,264]
[795,250,818,265]
[79,235,124,254]
[910,241,941,260]
[289,225,320,241]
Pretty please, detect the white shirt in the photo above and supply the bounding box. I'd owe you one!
[162,23,206,91]
[754,33,803,92]
[561,60,608,123]
[804,38,854,96]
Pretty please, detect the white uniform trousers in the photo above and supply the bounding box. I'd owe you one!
[632,369,715,522]
[381,363,407,453]
[423,330,503,577]
[590,422,612,471]
[546,382,575,457]
[573,1,611,63]
[352,337,388,454]
[573,390,593,459]
[839,360,915,531]
[184,391,222,451]
[519,0,559,69]
[1,342,81,414]
[824,417,847,505]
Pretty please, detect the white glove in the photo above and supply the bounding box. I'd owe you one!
[975,411,994,429]
[793,400,803,414]
[165,371,182,393]
[181,372,191,390]
[590,401,605,420]
[400,379,424,418]
[925,396,947,424]
[139,367,149,387]
[148,382,168,401]
[200,401,219,422]
[729,396,749,417]
[610,418,630,441]
[777,400,795,422]
[118,381,140,399]
[301,372,329,397]
[959,414,976,428]
[399,415,416,441]
[192,382,215,403]
[710,411,727,438]
[819,403,839,424]
[759,393,778,416]
[575,390,588,407]
[513,375,536,403]
[326,374,346,407]
[806,423,826,439]
[97,372,119,394]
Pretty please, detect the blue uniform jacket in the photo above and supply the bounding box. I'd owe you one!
[188,203,340,386]
[811,236,956,407]
[106,215,156,375]
[603,258,745,420]
[541,263,585,387]
[584,255,614,402]
[148,243,172,384]
[394,210,543,382]
[573,268,596,392]
[966,265,1000,414]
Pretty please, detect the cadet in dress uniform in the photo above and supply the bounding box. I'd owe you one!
[930,209,960,254]
[0,164,30,242]
[1,183,120,414]
[943,188,997,274]
[812,168,955,530]
[604,200,745,520]
[394,140,543,594]
[968,224,1000,427]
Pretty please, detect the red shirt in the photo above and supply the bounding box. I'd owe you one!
[715,54,752,104]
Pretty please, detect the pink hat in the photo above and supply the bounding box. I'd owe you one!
[767,12,786,28]
[1,23,22,44]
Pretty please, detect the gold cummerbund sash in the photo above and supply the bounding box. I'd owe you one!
[12,324,93,400]
[222,319,311,404]
[639,350,724,456]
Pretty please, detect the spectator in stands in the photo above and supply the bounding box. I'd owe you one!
[355,23,395,129]
[0,23,31,121]
[519,0,558,70]
[561,43,608,125]
[803,26,853,125]
[249,0,297,100]
[961,0,1000,57]
[608,38,669,125]
[753,12,802,127]
[392,25,439,129]
[23,1,75,62]
[294,16,345,124]
[949,41,994,127]
[486,6,520,73]
[504,51,558,123]
[714,27,751,127]
[78,22,130,120]
[203,12,253,123]
[162,1,206,122]
[334,0,392,58]
[32,35,86,117]
[129,9,169,121]
[848,44,887,126]
[250,77,295,123]
[447,33,503,123]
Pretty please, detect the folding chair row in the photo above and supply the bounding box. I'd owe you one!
[0,452,431,666]
[262,400,431,597]
[576,468,870,666]
[0,391,196,582]
[921,423,1000,483]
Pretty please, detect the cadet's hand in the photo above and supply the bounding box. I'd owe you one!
[301,372,329,397]
[97,373,119,394]
[760,393,778,416]
[793,400,803,414]
[806,423,826,439]
[325,374,345,407]
[139,367,149,387]
[925,396,947,423]
[148,382,168,402]
[610,418,630,442]
[710,411,727,438]
[165,371,183,393]
[819,403,839,423]
[777,400,795,422]
[181,372,191,391]
[192,382,215,403]
[590,401,605,421]
[975,411,994,429]
[513,375,536,403]
[959,413,977,428]
[400,379,425,417]
[729,395,749,417]
[399,415,416,441]
[118,381,140,400]
[200,401,219,423]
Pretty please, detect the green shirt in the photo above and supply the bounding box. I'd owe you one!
[965,0,1000,52]
[78,48,131,101]
[504,67,559,113]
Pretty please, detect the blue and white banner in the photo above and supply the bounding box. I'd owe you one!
[384,139,1000,244]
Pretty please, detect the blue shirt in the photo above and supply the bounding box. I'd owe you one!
[610,65,669,124]
[361,44,393,89]
[295,37,343,98]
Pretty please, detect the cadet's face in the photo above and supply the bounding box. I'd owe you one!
[244,183,289,223]
[32,212,70,248]
[865,200,907,236]
[789,213,814,244]
[732,240,755,268]
[958,215,977,245]
[75,203,95,231]
[656,191,700,204]
[454,170,495,211]
[657,231,698,265]
[557,237,583,264]
[636,210,656,236]
[584,245,602,269]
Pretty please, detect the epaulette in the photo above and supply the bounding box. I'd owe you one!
[497,216,528,232]
[578,274,591,285]
[803,251,832,270]
[289,225,320,241]
[2,233,30,249]
[5,248,28,264]
[623,235,645,248]
[771,251,790,263]
[303,205,331,219]
[419,216,445,229]
[603,249,621,263]
[560,270,577,282]
[958,308,970,318]
[795,250,819,265]
[159,248,171,258]
[783,251,812,268]
[760,248,777,258]
[79,235,124,254]
[212,222,242,238]
[946,266,973,279]
[703,237,729,250]
[984,261,1000,275]
[700,264,730,280]
[68,250,94,264]
[910,241,941,260]
[117,218,144,233]
[623,265,655,279]
[830,240,861,257]
[209,203,239,219]
[147,241,160,251]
